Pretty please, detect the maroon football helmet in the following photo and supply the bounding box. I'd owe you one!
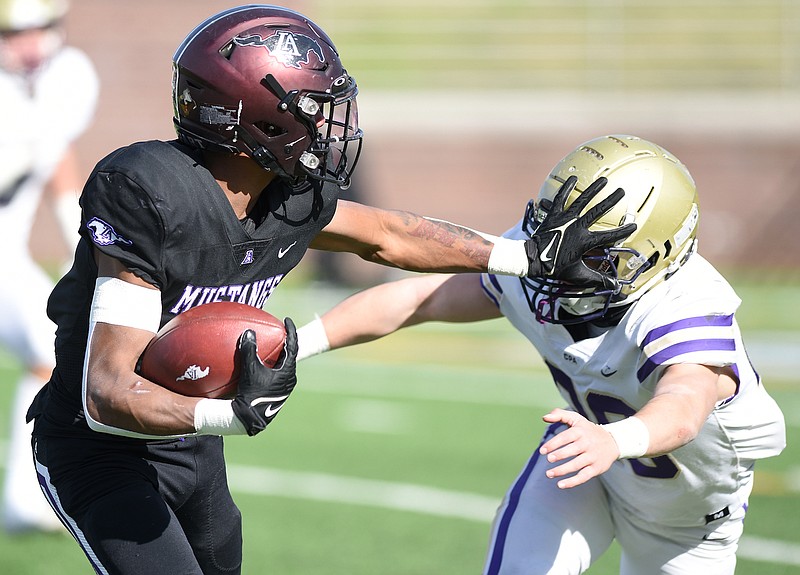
[172,5,362,187]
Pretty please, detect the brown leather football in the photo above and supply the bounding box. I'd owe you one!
[138,301,286,399]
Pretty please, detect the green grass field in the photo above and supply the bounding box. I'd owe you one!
[0,278,797,574]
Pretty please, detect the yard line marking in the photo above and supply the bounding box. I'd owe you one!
[301,358,800,429]
[0,443,793,566]
[337,398,412,434]
[227,464,800,567]
[300,358,559,409]
[227,465,498,522]
[738,536,800,566]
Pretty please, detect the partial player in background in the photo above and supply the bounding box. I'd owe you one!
[298,135,786,574]
[0,0,98,534]
[25,6,632,575]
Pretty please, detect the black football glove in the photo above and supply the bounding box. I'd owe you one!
[524,176,637,286]
[231,318,298,436]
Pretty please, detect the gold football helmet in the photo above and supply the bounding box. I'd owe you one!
[0,0,67,32]
[0,0,68,74]
[521,134,699,324]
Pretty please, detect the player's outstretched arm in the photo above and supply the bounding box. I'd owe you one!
[297,274,501,361]
[311,179,633,280]
[311,200,495,273]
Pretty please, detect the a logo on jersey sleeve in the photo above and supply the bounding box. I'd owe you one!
[233,31,324,69]
[86,217,133,246]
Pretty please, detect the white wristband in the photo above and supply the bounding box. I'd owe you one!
[296,316,330,361]
[194,398,247,436]
[601,416,650,459]
[487,237,528,277]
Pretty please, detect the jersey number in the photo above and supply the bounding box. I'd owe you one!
[547,363,679,479]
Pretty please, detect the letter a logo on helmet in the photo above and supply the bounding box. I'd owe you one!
[172,5,363,186]
[234,31,325,69]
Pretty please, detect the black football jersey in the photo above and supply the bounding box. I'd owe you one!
[31,140,339,439]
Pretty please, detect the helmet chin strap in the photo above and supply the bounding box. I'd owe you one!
[231,127,300,180]
[248,144,276,172]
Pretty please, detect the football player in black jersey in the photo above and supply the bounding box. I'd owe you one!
[25,5,634,575]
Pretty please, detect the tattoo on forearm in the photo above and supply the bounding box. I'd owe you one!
[406,213,492,259]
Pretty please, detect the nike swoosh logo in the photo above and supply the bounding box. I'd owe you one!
[539,235,558,263]
[264,403,284,418]
[600,366,617,377]
[278,241,297,258]
[251,395,290,418]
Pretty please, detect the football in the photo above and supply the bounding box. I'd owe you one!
[138,301,286,399]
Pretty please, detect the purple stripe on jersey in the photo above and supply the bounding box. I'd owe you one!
[486,423,560,575]
[480,274,502,308]
[637,338,736,382]
[642,314,734,348]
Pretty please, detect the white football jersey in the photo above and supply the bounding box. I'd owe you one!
[0,46,98,367]
[481,225,785,528]
[0,45,98,249]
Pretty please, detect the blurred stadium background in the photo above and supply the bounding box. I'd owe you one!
[32,0,800,276]
[8,1,800,574]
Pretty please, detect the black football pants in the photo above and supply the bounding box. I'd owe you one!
[32,434,242,575]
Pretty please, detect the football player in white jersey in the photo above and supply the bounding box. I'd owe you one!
[0,0,98,533]
[297,135,786,574]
